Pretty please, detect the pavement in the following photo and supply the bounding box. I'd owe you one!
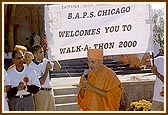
[51,77,80,89]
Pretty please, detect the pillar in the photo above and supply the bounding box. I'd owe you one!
[31,7,39,34]
[8,4,16,51]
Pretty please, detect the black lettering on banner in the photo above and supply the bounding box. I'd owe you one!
[68,13,73,19]
[132,41,137,47]
[67,6,131,19]
[97,6,130,17]
[59,42,116,55]
[83,12,87,18]
[60,45,87,54]
[76,45,82,52]
[59,28,101,38]
[104,25,120,33]
[118,41,137,48]
[83,45,89,51]
[94,42,115,49]
[75,13,80,19]
[60,48,66,54]
[89,11,95,18]
[82,11,95,18]
[122,24,132,31]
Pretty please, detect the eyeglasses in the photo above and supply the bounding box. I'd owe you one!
[15,56,24,60]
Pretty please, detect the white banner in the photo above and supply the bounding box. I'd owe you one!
[45,3,153,60]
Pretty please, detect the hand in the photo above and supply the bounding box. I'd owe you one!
[82,78,93,90]
[17,82,25,91]
[160,87,164,97]
[151,66,158,75]
[46,61,52,70]
[5,85,11,92]
[23,76,29,84]
[160,91,164,97]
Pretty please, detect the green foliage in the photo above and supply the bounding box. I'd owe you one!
[152,8,164,48]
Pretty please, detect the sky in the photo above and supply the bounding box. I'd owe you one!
[151,3,165,9]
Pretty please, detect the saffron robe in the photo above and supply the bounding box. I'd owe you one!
[77,64,123,111]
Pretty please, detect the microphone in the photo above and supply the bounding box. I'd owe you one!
[83,69,89,80]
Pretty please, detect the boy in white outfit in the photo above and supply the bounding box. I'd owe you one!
[29,45,61,111]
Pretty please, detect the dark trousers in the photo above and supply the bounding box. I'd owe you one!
[9,95,35,111]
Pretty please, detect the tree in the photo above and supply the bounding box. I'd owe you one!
[152,8,164,48]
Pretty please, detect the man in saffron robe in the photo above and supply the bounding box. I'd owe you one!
[77,49,123,111]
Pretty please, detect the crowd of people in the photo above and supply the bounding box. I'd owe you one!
[4,44,61,111]
[29,32,48,58]
[3,36,164,111]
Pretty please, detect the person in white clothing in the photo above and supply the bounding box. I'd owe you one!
[6,50,40,111]
[4,69,11,111]
[151,51,164,111]
[32,32,41,46]
[24,51,34,66]
[153,41,161,58]
[29,45,61,111]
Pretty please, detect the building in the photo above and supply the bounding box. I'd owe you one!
[4,4,45,51]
